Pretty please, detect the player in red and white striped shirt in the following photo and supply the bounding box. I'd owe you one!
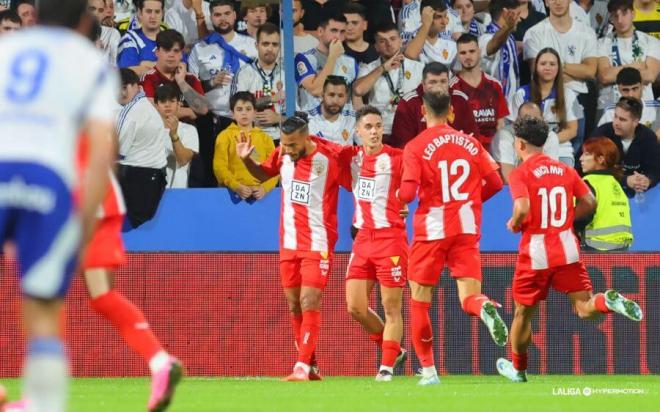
[237,114,344,382]
[340,106,408,382]
[496,116,643,383]
[399,90,507,385]
[77,136,182,411]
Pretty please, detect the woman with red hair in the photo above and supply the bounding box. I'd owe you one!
[578,137,633,251]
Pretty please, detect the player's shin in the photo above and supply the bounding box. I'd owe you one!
[298,310,321,367]
[410,299,434,368]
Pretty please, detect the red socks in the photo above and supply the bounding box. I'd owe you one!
[410,299,434,367]
[298,310,321,365]
[369,332,383,347]
[512,352,527,371]
[381,340,400,368]
[461,294,490,317]
[290,313,303,349]
[594,293,612,313]
[90,290,162,362]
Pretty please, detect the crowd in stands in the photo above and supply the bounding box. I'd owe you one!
[0,0,658,236]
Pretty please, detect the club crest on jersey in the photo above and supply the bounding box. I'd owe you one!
[405,70,411,80]
[596,14,603,24]
[376,158,389,173]
[442,49,449,60]
[447,106,455,124]
[342,129,350,141]
[313,162,325,176]
[341,65,348,74]
[567,45,576,57]
[296,61,307,76]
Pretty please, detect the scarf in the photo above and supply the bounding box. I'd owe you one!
[486,22,519,99]
[204,32,253,74]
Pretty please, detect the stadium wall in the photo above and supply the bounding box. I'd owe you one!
[1,253,658,377]
[122,187,660,252]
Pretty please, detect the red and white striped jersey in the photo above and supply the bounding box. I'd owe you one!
[508,153,591,270]
[76,135,126,219]
[262,137,343,253]
[345,145,405,230]
[402,124,498,241]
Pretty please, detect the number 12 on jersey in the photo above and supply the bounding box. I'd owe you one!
[438,159,469,203]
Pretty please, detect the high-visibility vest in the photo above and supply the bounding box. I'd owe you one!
[583,173,633,251]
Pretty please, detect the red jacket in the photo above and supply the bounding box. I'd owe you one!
[388,84,480,149]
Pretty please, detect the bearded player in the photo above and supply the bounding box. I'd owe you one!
[399,90,508,385]
[496,116,643,383]
[341,106,408,381]
[236,114,345,381]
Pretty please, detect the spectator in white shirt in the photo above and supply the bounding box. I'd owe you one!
[154,84,199,188]
[232,23,284,142]
[404,0,458,66]
[598,68,659,136]
[509,47,580,166]
[307,76,359,146]
[596,0,659,111]
[523,0,599,146]
[164,0,209,47]
[479,0,524,103]
[354,22,424,137]
[116,68,168,227]
[293,0,319,54]
[399,0,465,43]
[88,0,121,64]
[492,101,561,183]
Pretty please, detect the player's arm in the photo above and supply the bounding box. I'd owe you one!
[398,149,421,204]
[506,169,529,233]
[235,134,275,182]
[298,40,344,98]
[574,192,597,222]
[481,170,503,202]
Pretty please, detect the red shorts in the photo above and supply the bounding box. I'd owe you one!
[82,215,126,270]
[513,262,593,306]
[408,234,481,286]
[280,249,332,289]
[346,229,408,288]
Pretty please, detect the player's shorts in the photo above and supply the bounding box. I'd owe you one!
[0,163,80,299]
[346,228,407,288]
[513,261,593,306]
[408,234,481,286]
[280,248,332,289]
[82,214,126,270]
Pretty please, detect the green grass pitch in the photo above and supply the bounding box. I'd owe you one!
[1,375,658,411]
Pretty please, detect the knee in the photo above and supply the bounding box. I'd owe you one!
[513,306,532,322]
[300,292,321,311]
[284,296,302,314]
[346,301,367,320]
[382,299,402,321]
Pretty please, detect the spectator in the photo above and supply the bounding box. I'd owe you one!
[238,2,270,39]
[491,101,560,183]
[450,33,509,151]
[117,0,165,75]
[390,61,480,148]
[512,0,546,85]
[509,48,580,166]
[102,0,117,27]
[577,137,633,251]
[596,0,658,112]
[307,76,359,145]
[154,84,199,188]
[301,0,348,32]
[141,29,209,120]
[479,0,523,103]
[116,0,169,34]
[294,13,359,110]
[13,0,34,27]
[343,3,379,66]
[633,0,659,39]
[114,0,136,23]
[0,0,8,11]
[591,96,659,197]
[88,0,121,64]
[575,0,610,38]
[0,9,20,34]
[116,68,168,228]
[164,0,209,47]
[451,0,486,37]
[213,92,278,200]
[403,1,457,66]
[293,0,319,53]
[399,0,464,43]
[353,0,397,43]
[232,23,284,142]
[598,68,658,136]
[523,0,598,145]
[353,22,424,137]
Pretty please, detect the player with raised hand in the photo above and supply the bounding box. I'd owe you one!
[399,90,508,386]
[0,0,117,410]
[496,116,643,383]
[341,106,408,382]
[236,114,345,382]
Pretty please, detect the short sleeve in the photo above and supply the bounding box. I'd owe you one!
[478,145,500,176]
[478,32,496,59]
[141,75,156,98]
[564,89,580,122]
[522,28,541,61]
[187,75,205,95]
[490,129,516,165]
[508,168,529,199]
[83,65,120,125]
[495,83,510,119]
[571,168,591,199]
[401,144,422,184]
[260,147,282,177]
[294,53,315,84]
[582,29,599,59]
[188,46,200,76]
[508,88,526,121]
[117,33,140,68]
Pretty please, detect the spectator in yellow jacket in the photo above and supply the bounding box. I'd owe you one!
[214,92,278,201]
